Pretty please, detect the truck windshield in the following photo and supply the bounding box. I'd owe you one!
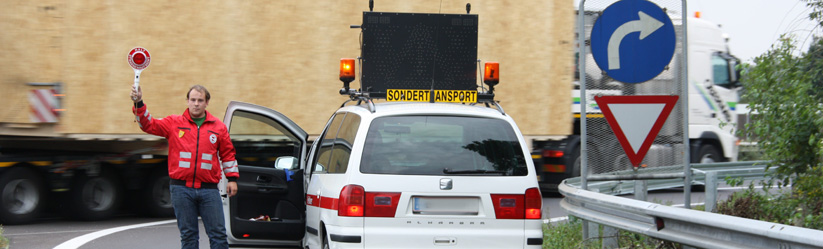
[360,115,528,176]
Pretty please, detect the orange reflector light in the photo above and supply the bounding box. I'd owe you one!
[695,11,701,18]
[340,58,356,83]
[543,164,566,173]
[484,62,499,85]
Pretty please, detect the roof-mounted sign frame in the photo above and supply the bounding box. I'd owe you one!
[358,12,481,102]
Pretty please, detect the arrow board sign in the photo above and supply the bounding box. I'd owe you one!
[594,95,679,167]
[590,0,676,84]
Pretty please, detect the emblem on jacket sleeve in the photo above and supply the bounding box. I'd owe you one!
[209,134,217,144]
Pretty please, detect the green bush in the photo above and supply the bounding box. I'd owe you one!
[741,33,823,229]
[717,184,823,230]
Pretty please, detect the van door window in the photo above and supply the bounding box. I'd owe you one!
[326,113,361,173]
[229,110,302,168]
[313,113,344,173]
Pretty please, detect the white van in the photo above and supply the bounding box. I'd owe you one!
[220,9,543,249]
[222,99,543,249]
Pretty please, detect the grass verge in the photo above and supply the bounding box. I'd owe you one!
[543,217,680,249]
[0,225,8,249]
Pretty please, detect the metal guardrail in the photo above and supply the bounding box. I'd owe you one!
[564,161,772,195]
[559,161,823,248]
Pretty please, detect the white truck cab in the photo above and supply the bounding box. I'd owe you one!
[221,9,543,249]
[534,12,743,193]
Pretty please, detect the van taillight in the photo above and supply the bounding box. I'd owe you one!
[339,185,365,217]
[365,192,401,217]
[339,185,401,217]
[491,194,524,219]
[491,188,542,219]
[525,187,542,219]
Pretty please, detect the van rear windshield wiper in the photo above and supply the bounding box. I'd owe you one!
[442,168,506,175]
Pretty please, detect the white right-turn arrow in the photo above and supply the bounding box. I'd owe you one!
[607,11,664,70]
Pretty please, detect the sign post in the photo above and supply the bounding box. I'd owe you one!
[128,47,151,100]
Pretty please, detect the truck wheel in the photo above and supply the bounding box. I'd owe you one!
[138,169,173,217]
[690,143,724,192]
[0,167,46,225]
[66,171,122,221]
[569,146,581,177]
[695,144,724,164]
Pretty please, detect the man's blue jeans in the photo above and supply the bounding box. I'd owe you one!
[170,184,228,249]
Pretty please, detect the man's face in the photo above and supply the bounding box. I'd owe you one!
[187,89,209,118]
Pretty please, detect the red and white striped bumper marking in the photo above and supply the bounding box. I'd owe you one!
[28,89,59,123]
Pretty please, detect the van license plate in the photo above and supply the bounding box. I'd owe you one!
[412,197,479,215]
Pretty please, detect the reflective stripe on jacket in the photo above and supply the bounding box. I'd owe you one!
[133,104,239,188]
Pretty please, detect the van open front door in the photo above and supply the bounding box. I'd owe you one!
[222,101,308,247]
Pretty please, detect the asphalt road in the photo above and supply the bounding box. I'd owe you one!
[3,186,743,249]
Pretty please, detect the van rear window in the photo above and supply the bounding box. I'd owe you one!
[360,116,527,176]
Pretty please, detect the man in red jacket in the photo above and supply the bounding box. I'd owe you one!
[131,85,238,249]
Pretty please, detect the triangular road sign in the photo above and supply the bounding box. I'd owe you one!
[594,95,679,167]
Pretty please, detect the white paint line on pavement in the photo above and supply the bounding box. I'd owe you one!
[53,219,177,249]
[546,216,569,223]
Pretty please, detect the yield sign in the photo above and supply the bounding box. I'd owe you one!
[594,95,679,167]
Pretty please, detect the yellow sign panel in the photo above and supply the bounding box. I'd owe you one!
[386,89,477,103]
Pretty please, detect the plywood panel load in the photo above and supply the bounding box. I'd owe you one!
[0,0,572,137]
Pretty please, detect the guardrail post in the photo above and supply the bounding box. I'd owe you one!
[602,226,618,249]
[585,222,598,241]
[705,171,718,213]
[634,180,647,201]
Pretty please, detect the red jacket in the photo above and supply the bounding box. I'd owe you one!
[133,103,239,188]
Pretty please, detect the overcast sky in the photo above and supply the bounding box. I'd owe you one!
[574,0,822,62]
[690,0,821,62]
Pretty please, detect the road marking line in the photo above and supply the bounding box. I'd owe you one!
[53,219,177,249]
[545,217,569,223]
[6,229,100,236]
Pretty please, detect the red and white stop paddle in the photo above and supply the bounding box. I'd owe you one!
[128,47,151,101]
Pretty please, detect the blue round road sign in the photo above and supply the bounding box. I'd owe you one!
[590,0,676,84]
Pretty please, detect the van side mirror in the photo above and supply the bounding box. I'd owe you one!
[274,156,298,170]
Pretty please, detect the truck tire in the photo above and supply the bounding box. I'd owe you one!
[694,144,724,164]
[0,167,46,225]
[569,145,581,178]
[65,171,123,221]
[138,169,173,217]
[690,143,725,192]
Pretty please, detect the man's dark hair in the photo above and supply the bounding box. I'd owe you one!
[186,85,211,101]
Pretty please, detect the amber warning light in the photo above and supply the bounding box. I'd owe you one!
[484,62,499,86]
[339,58,356,94]
[340,58,356,83]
